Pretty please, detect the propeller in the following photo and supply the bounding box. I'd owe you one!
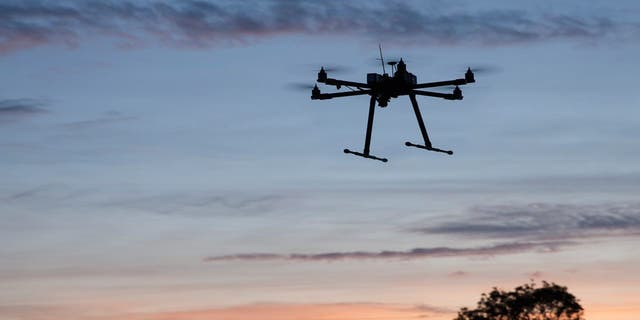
[463,64,501,75]
[285,82,317,91]
[295,64,353,75]
[369,56,410,69]
[317,65,352,74]
[286,64,354,81]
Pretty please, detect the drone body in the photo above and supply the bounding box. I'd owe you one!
[311,52,475,162]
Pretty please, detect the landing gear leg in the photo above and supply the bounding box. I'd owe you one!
[405,93,453,155]
[344,95,388,162]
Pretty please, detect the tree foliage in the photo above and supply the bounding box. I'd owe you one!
[455,281,584,320]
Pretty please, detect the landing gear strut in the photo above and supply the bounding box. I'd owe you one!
[404,93,453,155]
[344,95,388,162]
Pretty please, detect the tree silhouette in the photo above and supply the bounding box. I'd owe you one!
[455,281,584,320]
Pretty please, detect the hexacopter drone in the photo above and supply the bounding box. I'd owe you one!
[310,47,475,162]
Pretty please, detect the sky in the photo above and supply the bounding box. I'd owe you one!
[1,1,639,319]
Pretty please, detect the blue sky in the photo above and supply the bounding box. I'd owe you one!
[1,1,640,319]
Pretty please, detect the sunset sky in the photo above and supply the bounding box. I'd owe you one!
[1,1,639,319]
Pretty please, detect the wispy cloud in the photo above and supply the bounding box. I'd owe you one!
[0,99,47,121]
[204,201,640,263]
[0,99,48,126]
[414,202,640,240]
[63,112,136,129]
[448,270,469,278]
[5,184,55,201]
[0,1,636,54]
[528,270,545,279]
[96,191,287,216]
[415,303,454,313]
[0,302,448,320]
[203,241,569,262]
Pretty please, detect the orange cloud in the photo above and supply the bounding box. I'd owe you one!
[133,303,443,320]
[3,300,637,320]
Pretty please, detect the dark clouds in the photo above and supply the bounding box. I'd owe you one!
[415,202,640,240]
[0,99,47,115]
[203,241,569,262]
[203,201,640,263]
[0,99,47,122]
[0,0,635,54]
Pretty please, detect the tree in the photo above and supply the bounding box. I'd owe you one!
[455,281,584,320]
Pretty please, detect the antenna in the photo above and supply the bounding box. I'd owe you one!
[378,44,386,74]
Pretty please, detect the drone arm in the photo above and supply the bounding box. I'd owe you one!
[413,78,468,89]
[322,78,371,89]
[412,90,461,100]
[312,90,373,100]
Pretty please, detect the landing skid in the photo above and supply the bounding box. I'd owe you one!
[344,149,388,162]
[405,142,453,155]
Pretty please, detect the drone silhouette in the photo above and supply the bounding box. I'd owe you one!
[310,47,475,162]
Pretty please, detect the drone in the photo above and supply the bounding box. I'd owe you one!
[310,47,475,162]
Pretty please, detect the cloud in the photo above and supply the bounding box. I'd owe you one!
[0,302,446,320]
[448,270,469,278]
[63,113,136,129]
[528,270,545,279]
[204,200,640,264]
[0,99,47,121]
[0,99,48,125]
[98,192,286,216]
[203,241,569,262]
[5,184,55,201]
[0,1,636,54]
[414,202,640,240]
[142,303,446,320]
